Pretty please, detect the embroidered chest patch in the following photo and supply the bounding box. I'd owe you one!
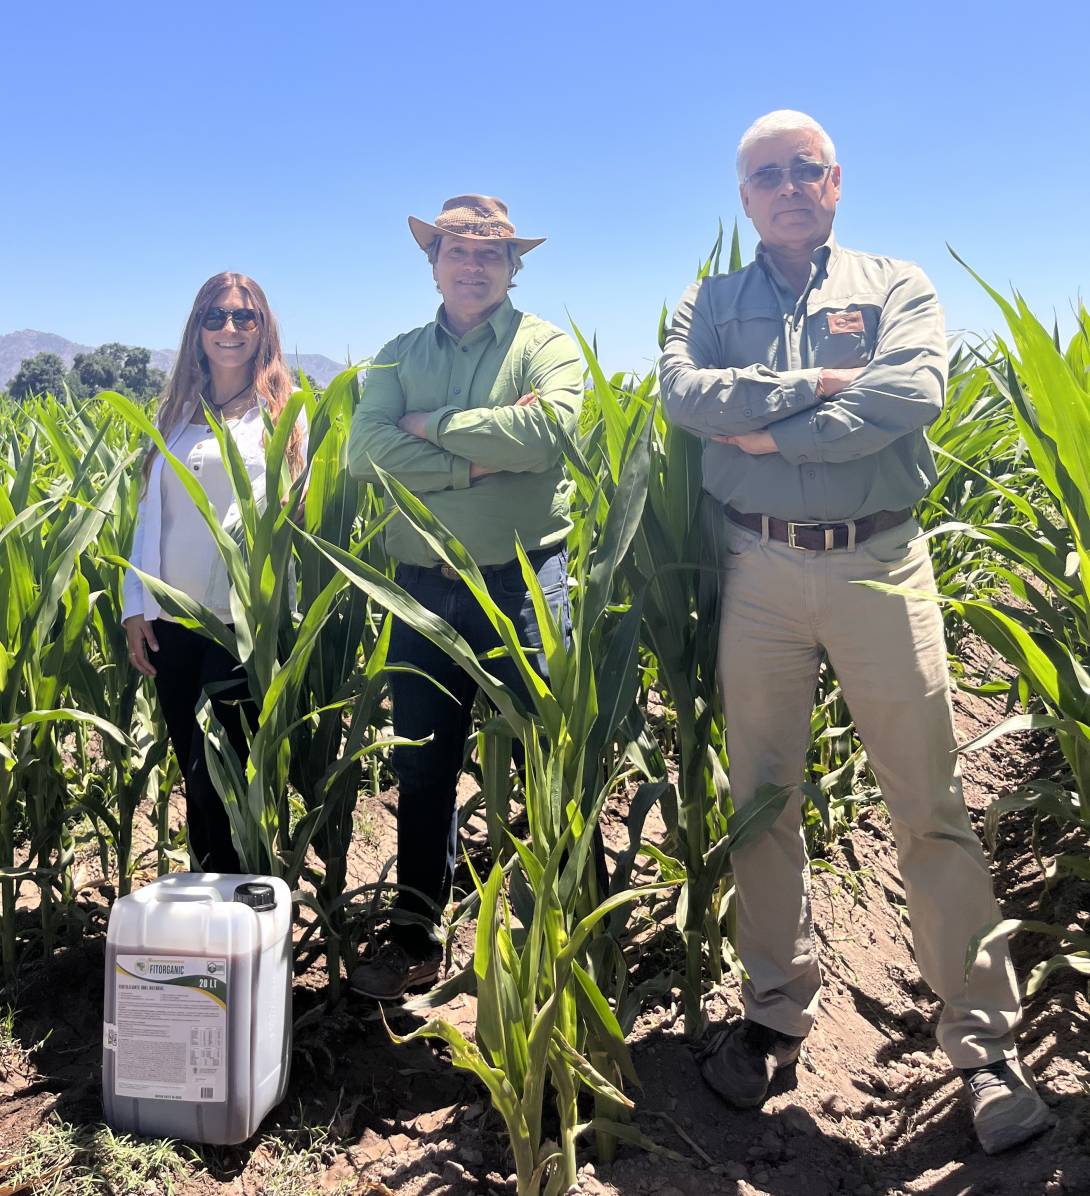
[826,310,865,335]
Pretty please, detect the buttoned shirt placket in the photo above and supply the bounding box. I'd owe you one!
[758,245,832,516]
[436,316,495,429]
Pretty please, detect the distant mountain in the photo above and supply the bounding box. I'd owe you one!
[0,330,345,390]
[279,352,350,388]
[0,331,94,388]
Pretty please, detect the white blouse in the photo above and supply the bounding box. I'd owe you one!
[158,418,242,622]
[123,398,307,623]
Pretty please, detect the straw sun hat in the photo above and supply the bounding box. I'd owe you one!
[408,195,545,255]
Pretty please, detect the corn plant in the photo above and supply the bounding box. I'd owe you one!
[0,401,133,980]
[5,261,1089,1181]
[938,283,1090,815]
[570,233,808,1041]
[578,375,726,1035]
[288,372,399,996]
[921,349,1025,587]
[98,373,404,991]
[304,443,687,1189]
[875,270,1090,992]
[313,350,794,1189]
[33,391,172,897]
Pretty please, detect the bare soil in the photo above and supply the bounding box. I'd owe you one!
[2,638,1089,1195]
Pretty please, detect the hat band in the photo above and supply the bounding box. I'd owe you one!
[437,219,513,238]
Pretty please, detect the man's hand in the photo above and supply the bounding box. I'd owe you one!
[469,393,535,478]
[709,369,865,455]
[397,410,430,438]
[817,367,864,398]
[714,430,779,455]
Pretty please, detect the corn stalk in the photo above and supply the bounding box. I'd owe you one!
[0,405,132,980]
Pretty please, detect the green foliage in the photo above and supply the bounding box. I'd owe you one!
[69,342,167,402]
[9,342,167,405]
[1,1115,196,1195]
[9,351,69,402]
[870,262,1090,996]
[2,252,1088,1181]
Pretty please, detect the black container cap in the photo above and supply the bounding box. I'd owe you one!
[234,881,276,911]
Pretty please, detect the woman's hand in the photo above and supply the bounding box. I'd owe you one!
[123,615,159,678]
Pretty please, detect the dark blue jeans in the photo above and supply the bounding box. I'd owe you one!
[388,547,571,952]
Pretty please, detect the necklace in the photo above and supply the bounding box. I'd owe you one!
[203,383,254,421]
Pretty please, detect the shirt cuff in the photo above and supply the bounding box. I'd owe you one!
[770,408,821,465]
[791,369,823,412]
[423,405,459,445]
[451,457,472,489]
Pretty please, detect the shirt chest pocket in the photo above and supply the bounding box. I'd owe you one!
[720,312,784,370]
[811,303,880,368]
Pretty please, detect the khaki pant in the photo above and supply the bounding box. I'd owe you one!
[717,513,1021,1068]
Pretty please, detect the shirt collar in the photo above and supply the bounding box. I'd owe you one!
[434,296,517,346]
[755,232,838,271]
[755,233,839,301]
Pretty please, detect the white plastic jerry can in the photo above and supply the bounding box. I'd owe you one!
[102,873,292,1144]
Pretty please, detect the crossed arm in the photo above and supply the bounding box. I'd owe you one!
[348,341,474,492]
[348,331,584,487]
[660,266,947,460]
[716,368,863,455]
[396,392,540,479]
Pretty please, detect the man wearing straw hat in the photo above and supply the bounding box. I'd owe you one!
[659,110,1052,1154]
[348,195,583,1000]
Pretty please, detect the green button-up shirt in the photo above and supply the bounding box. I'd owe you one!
[348,297,584,566]
[659,236,947,521]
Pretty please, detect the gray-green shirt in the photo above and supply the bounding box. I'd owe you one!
[348,297,584,566]
[659,236,946,521]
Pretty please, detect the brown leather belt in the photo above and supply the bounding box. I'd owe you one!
[724,505,913,551]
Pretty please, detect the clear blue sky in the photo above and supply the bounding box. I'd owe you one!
[3,0,1087,375]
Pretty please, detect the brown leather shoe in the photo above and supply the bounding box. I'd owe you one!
[349,941,441,1000]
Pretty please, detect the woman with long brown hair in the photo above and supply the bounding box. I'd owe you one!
[122,272,306,872]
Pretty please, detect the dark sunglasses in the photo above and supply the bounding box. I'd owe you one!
[744,161,833,191]
[202,306,259,332]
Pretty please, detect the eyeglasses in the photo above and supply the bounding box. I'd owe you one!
[202,306,259,332]
[744,162,834,191]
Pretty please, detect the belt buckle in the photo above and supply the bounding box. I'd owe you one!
[786,520,820,550]
[786,520,855,551]
[439,564,459,580]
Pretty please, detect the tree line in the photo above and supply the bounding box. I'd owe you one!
[7,343,167,403]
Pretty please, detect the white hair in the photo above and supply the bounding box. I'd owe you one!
[736,110,836,182]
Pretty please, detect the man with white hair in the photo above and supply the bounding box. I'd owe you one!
[660,110,1051,1154]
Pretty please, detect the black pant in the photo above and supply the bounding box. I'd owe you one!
[388,549,572,952]
[151,619,252,873]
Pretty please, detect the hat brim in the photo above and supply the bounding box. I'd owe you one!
[408,215,545,255]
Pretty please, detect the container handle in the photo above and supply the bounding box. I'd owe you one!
[157,886,221,903]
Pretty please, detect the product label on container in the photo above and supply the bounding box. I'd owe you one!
[111,955,228,1102]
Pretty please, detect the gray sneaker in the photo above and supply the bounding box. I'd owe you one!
[962,1059,1054,1155]
[349,941,441,1000]
[700,1018,804,1108]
